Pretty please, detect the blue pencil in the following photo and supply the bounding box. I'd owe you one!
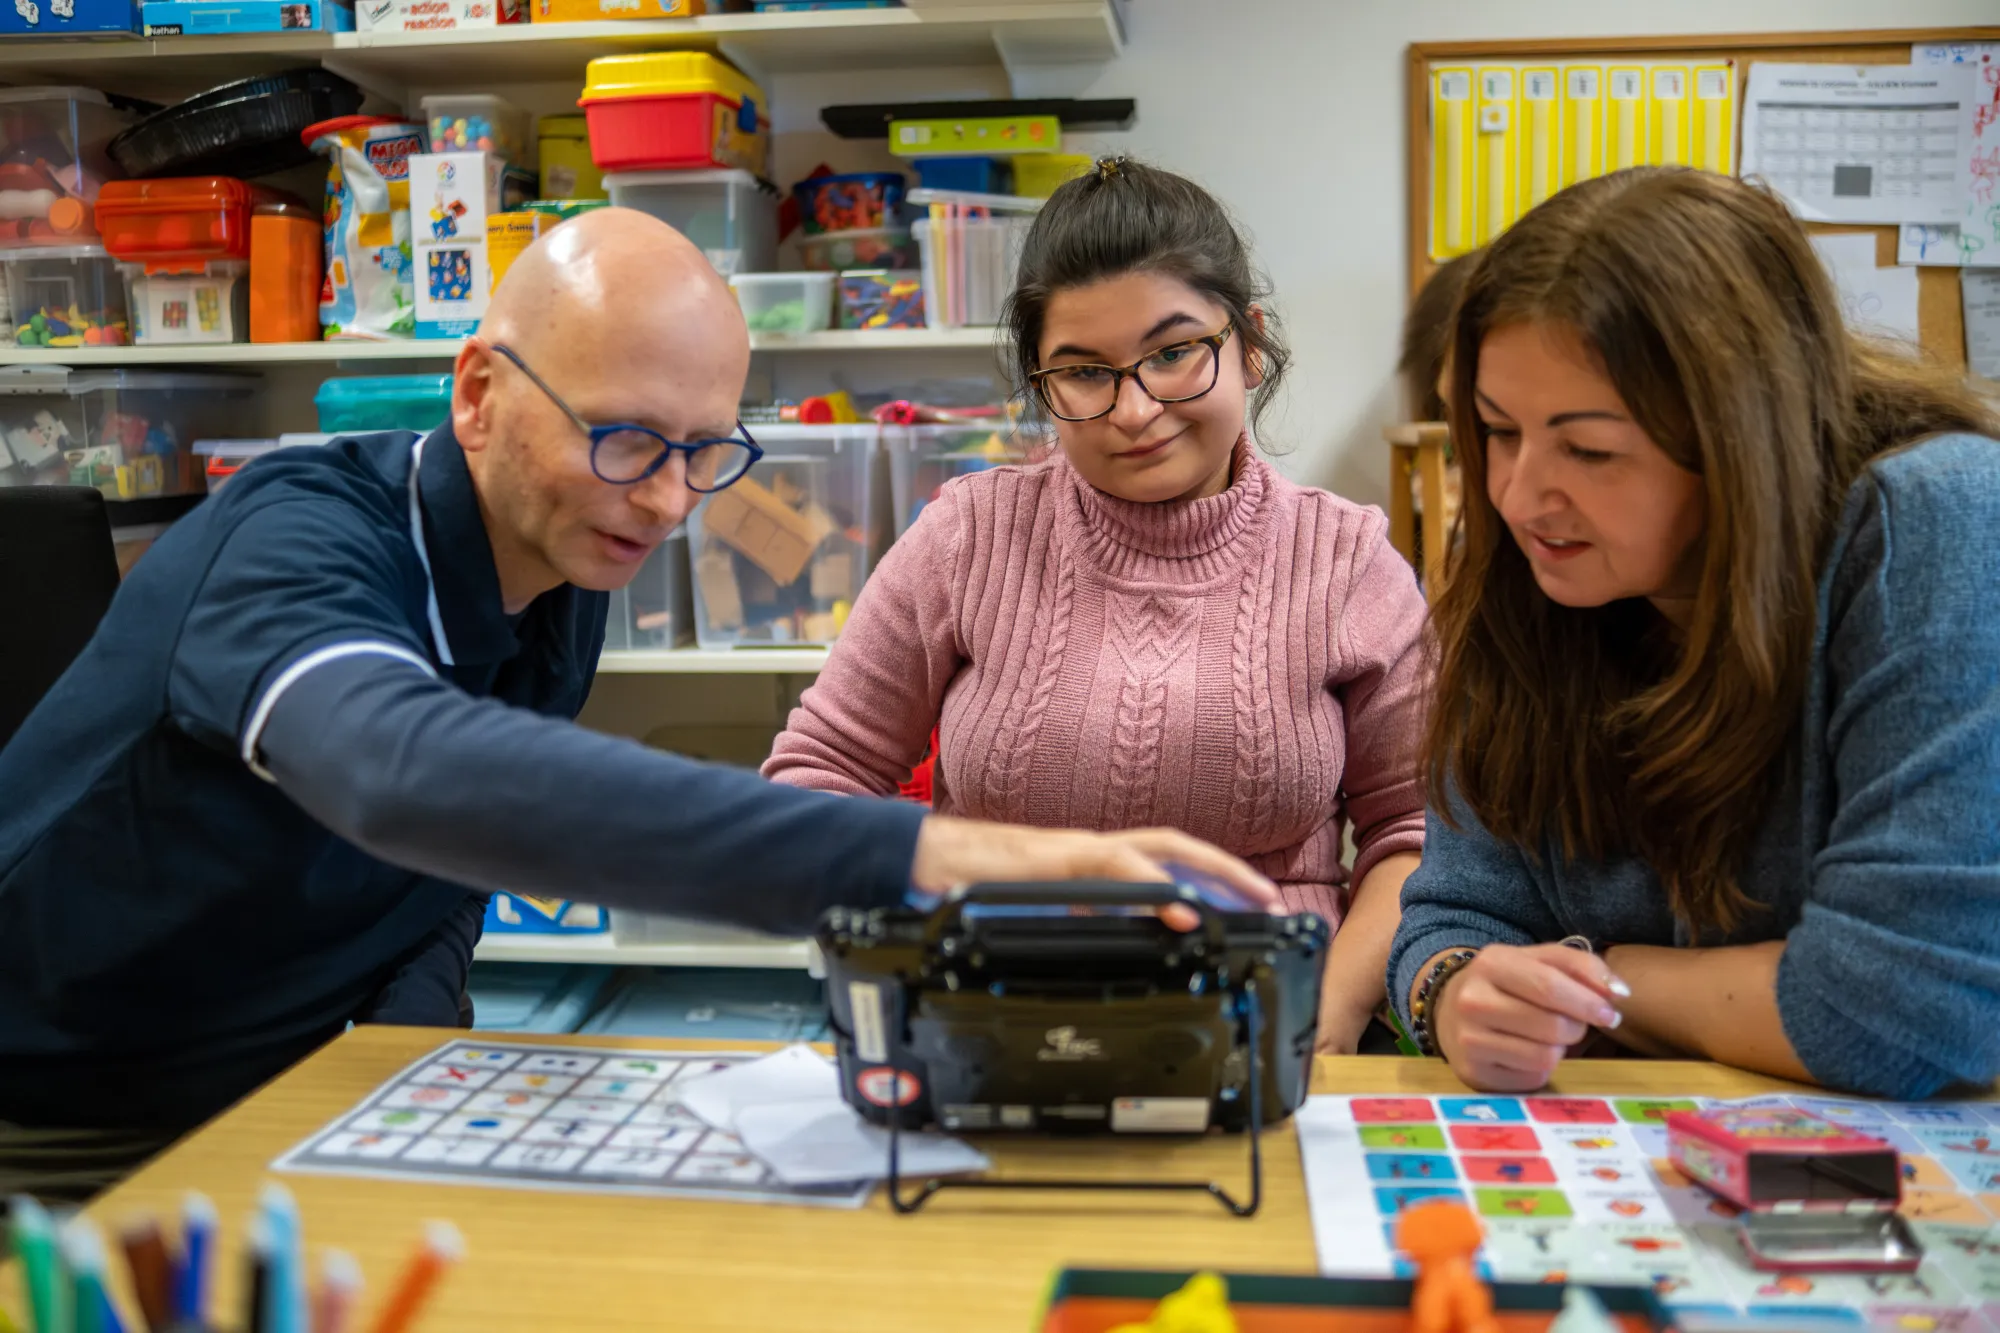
[171,1193,215,1327]
[258,1184,304,1333]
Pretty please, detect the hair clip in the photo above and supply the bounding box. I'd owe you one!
[1094,156,1125,180]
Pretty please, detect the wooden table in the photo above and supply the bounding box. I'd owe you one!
[4,1028,1810,1333]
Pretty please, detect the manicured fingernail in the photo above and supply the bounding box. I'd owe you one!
[1600,1008,1622,1029]
[1607,975,1632,998]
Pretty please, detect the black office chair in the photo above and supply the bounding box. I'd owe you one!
[0,486,120,753]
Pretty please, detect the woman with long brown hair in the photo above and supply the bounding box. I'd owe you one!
[1386,166,2000,1099]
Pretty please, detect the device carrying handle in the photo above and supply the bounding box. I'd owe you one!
[924,880,1230,952]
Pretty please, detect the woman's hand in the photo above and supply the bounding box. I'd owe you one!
[1429,943,1628,1090]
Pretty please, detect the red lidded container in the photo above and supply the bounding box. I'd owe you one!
[94,177,268,274]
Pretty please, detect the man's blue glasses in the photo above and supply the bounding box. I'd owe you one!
[489,342,761,493]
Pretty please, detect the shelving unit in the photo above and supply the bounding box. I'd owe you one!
[476,928,811,970]
[598,646,827,674]
[5,1,1113,986]
[0,328,1000,367]
[0,3,1123,97]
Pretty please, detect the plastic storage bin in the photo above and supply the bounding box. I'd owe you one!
[914,156,1010,194]
[420,93,528,163]
[684,423,873,648]
[796,226,914,273]
[194,436,279,491]
[728,272,832,335]
[3,246,131,346]
[1011,153,1092,198]
[107,69,362,180]
[0,366,257,498]
[0,89,139,249]
[914,213,1034,328]
[93,176,262,270]
[603,169,775,276]
[580,52,768,176]
[123,264,248,344]
[791,171,904,234]
[837,269,923,330]
[885,422,1037,536]
[314,373,453,433]
[603,529,692,651]
[536,114,604,200]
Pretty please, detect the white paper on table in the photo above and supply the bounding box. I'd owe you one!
[1965,269,2000,380]
[1810,232,1881,272]
[1293,1096,1400,1278]
[1741,63,1978,225]
[672,1043,987,1187]
[1828,263,1923,344]
[673,1042,839,1131]
[734,1100,990,1187]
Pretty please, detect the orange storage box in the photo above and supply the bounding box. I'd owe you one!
[94,176,266,272]
[579,52,767,176]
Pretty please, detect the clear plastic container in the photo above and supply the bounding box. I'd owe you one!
[123,262,248,345]
[913,214,1034,328]
[796,225,916,273]
[419,93,529,164]
[603,529,692,651]
[193,436,280,491]
[684,423,873,648]
[602,169,776,277]
[837,268,923,330]
[0,366,258,498]
[728,272,832,335]
[2,246,131,346]
[884,422,1040,537]
[314,373,453,433]
[0,88,138,250]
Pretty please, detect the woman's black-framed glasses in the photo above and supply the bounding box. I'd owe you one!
[487,341,761,492]
[1028,326,1235,423]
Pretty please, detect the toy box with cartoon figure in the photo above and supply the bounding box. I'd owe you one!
[0,366,257,499]
[407,151,491,338]
[0,0,138,35]
[139,0,351,33]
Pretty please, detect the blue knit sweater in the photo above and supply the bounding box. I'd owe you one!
[1388,432,2000,1099]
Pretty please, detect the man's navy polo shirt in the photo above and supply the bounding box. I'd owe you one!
[0,425,604,1131]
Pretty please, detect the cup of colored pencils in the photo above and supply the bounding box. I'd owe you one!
[6,1187,462,1333]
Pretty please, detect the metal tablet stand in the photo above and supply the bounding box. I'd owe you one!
[884,983,1266,1218]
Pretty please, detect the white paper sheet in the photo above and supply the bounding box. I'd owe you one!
[672,1044,990,1187]
[1829,262,1923,344]
[1809,232,1880,271]
[1742,63,1979,225]
[1965,269,2000,379]
[1949,49,2000,266]
[1900,222,1969,265]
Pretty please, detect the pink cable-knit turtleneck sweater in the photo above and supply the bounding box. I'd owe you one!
[762,437,1432,924]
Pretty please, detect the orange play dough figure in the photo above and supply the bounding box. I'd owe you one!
[1396,1199,1499,1333]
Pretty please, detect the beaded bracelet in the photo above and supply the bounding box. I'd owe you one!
[1409,948,1480,1058]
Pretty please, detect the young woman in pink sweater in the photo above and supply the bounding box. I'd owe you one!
[763,159,1431,1051]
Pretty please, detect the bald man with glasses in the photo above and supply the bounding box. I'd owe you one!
[0,209,1274,1199]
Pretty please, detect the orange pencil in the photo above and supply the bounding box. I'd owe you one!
[364,1224,462,1333]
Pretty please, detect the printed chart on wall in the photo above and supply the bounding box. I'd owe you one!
[1429,59,1736,260]
[1298,1092,2000,1330]
[272,1041,873,1208]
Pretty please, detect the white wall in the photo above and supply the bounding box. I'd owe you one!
[790,1,1994,509]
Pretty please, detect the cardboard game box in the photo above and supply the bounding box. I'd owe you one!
[408,152,492,340]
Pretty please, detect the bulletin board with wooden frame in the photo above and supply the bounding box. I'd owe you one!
[1404,27,2000,371]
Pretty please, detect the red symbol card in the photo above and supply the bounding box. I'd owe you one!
[1527,1097,1618,1124]
[1353,1098,1438,1123]
[1451,1124,1540,1153]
